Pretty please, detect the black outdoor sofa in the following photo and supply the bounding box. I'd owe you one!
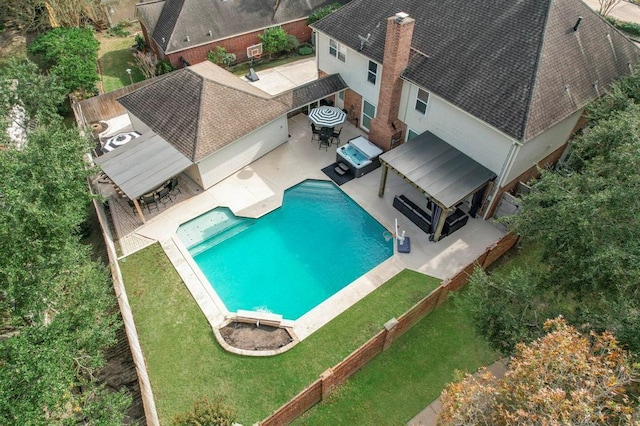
[393,195,469,239]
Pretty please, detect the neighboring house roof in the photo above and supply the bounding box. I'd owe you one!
[138,0,350,55]
[117,62,291,162]
[311,0,640,142]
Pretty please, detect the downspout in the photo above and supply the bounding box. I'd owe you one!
[483,139,521,219]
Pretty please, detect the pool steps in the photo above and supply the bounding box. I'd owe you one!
[188,220,254,256]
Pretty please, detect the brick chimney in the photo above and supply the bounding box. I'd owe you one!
[369,12,415,151]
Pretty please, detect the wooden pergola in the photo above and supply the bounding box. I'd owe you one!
[95,132,192,223]
[378,131,496,241]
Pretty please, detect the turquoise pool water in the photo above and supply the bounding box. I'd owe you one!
[177,180,393,320]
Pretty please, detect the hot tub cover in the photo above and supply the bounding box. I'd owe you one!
[349,136,383,159]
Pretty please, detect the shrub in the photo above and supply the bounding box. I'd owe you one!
[307,2,341,24]
[134,33,147,51]
[258,26,289,59]
[285,34,300,53]
[299,45,313,56]
[207,46,236,67]
[107,21,131,37]
[606,16,640,37]
[155,59,176,76]
[28,27,100,96]
[171,398,235,426]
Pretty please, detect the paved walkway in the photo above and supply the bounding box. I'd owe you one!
[407,359,509,425]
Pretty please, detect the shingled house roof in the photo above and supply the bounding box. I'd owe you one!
[138,0,350,55]
[312,0,640,142]
[117,62,290,162]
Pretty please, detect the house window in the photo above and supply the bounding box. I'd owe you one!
[362,100,376,131]
[415,88,429,114]
[407,129,419,141]
[367,61,378,84]
[329,38,346,62]
[338,90,344,101]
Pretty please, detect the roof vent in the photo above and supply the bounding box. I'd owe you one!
[162,37,166,44]
[573,16,583,31]
[395,12,409,23]
[358,33,371,51]
[208,30,212,37]
[186,35,190,42]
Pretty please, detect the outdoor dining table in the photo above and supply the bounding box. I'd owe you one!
[308,106,347,128]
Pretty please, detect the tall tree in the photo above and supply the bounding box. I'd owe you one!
[0,124,130,424]
[28,27,100,96]
[438,317,639,425]
[460,73,640,354]
[0,0,117,33]
[0,57,66,144]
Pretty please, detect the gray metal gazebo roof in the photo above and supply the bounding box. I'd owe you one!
[379,131,496,209]
[95,132,192,200]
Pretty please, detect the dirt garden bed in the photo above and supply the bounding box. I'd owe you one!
[219,321,294,351]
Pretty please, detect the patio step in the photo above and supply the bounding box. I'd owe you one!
[188,220,254,257]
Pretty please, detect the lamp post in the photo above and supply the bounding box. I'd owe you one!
[126,68,133,85]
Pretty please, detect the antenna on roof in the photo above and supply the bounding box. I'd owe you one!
[358,33,371,51]
[573,16,582,31]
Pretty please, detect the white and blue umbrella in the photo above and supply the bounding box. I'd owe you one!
[308,106,347,127]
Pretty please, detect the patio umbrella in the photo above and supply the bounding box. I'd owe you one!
[308,106,347,127]
[102,131,140,152]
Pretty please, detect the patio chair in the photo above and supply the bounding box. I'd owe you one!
[168,177,181,196]
[330,127,342,146]
[157,185,173,206]
[140,193,159,213]
[311,123,321,143]
[318,135,330,151]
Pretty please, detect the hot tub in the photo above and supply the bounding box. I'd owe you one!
[336,136,383,177]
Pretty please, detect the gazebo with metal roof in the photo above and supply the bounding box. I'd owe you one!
[95,132,192,223]
[378,131,496,241]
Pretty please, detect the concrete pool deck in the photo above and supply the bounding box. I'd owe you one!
[114,111,505,341]
[102,58,505,342]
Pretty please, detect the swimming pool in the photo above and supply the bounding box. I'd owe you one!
[177,180,393,320]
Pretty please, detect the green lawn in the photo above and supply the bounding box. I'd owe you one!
[119,243,441,424]
[97,30,145,93]
[293,295,498,425]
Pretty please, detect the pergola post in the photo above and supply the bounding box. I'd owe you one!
[378,163,389,198]
[432,204,449,242]
[132,199,147,224]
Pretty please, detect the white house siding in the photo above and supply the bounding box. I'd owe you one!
[399,85,513,176]
[316,32,380,106]
[504,109,581,184]
[193,116,289,189]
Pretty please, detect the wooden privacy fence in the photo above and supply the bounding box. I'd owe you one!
[72,79,153,128]
[261,232,519,426]
[90,193,160,426]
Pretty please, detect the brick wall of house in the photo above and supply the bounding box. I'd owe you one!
[344,89,363,129]
[162,19,312,68]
